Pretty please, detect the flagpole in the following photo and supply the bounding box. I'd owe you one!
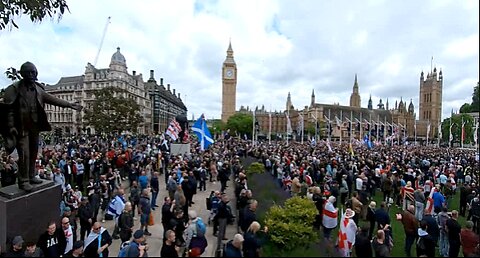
[461,116,464,148]
[359,112,362,141]
[252,109,255,147]
[301,110,304,145]
[414,120,417,146]
[268,110,272,145]
[438,122,441,148]
[315,109,318,142]
[350,110,353,143]
[376,114,380,145]
[449,116,452,148]
[425,121,430,146]
[328,109,331,142]
[286,107,289,146]
[339,110,343,144]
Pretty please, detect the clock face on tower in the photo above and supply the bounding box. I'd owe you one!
[226,69,233,78]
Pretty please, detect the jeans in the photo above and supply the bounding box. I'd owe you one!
[415,201,424,221]
[439,231,449,257]
[151,190,158,207]
[405,233,415,257]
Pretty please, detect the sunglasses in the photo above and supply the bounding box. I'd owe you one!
[93,227,101,230]
[62,221,70,224]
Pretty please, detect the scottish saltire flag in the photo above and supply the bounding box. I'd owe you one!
[192,114,214,151]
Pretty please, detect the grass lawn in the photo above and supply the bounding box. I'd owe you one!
[248,166,467,257]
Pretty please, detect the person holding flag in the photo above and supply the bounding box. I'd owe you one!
[323,196,338,241]
[192,114,214,151]
[337,208,357,257]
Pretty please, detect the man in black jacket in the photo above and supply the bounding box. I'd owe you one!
[355,226,373,257]
[78,197,94,241]
[37,221,67,257]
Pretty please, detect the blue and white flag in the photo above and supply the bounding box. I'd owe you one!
[192,114,214,151]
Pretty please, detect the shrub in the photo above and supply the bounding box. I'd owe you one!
[264,196,318,251]
[246,162,265,176]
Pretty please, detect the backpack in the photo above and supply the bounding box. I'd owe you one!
[118,241,131,257]
[194,217,207,238]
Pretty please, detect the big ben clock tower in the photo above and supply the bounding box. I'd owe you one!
[221,41,237,123]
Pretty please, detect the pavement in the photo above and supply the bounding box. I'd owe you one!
[99,175,238,257]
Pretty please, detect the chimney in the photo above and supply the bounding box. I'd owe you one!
[149,70,154,79]
[133,70,136,76]
[173,88,176,95]
[160,78,164,86]
[167,84,170,91]
[178,93,181,98]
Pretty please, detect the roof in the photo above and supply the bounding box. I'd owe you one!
[145,80,187,111]
[45,75,84,90]
[316,103,392,121]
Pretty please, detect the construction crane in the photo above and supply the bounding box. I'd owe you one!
[93,16,111,67]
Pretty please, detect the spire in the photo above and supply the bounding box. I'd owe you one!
[224,40,235,64]
[368,94,373,110]
[353,73,359,93]
[386,98,389,110]
[311,89,315,107]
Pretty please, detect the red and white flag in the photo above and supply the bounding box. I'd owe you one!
[425,187,437,215]
[337,209,357,257]
[166,118,181,141]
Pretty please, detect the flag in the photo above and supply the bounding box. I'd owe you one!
[438,122,442,140]
[449,123,454,142]
[425,187,436,215]
[461,119,466,145]
[348,142,354,157]
[166,118,181,141]
[326,139,333,152]
[298,113,304,133]
[286,113,292,134]
[336,116,342,129]
[426,122,430,144]
[474,122,479,145]
[192,114,214,151]
[337,209,357,257]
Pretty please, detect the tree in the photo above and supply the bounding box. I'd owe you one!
[1,0,69,30]
[471,82,479,112]
[210,119,225,136]
[83,87,144,134]
[459,103,471,113]
[226,113,253,138]
[441,113,475,144]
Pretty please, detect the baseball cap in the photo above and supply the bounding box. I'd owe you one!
[12,236,24,246]
[133,229,144,239]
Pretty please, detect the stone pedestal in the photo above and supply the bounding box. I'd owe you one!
[0,181,62,250]
[170,143,191,156]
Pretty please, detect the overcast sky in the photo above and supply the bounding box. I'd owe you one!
[0,0,478,120]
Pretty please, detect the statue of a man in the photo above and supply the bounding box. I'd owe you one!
[0,62,82,191]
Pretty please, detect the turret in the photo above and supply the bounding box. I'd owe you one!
[368,95,373,110]
[311,89,315,107]
[408,99,414,114]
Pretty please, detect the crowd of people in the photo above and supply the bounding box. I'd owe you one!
[0,133,479,257]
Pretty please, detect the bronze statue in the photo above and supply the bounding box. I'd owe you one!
[0,62,82,191]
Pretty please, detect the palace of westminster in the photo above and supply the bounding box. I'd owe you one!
[43,42,443,141]
[221,42,443,142]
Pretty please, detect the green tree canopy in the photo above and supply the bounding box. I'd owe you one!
[441,113,475,144]
[83,87,144,134]
[1,0,69,30]
[471,82,479,112]
[226,113,253,138]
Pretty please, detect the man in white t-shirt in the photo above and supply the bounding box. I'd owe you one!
[356,173,364,191]
[62,217,74,254]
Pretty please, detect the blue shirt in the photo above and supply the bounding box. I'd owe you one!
[139,175,148,190]
[433,192,445,208]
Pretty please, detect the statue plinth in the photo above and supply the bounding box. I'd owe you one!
[0,181,62,251]
[0,179,54,199]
